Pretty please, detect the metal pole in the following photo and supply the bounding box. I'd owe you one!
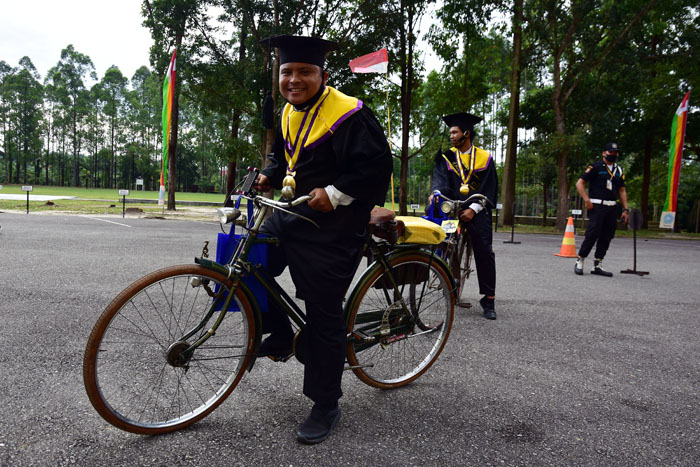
[122,195,126,218]
[26,192,29,214]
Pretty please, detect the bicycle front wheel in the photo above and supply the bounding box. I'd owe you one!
[83,264,256,435]
[346,251,454,389]
[454,229,473,300]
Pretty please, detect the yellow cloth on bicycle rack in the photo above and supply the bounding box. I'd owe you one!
[395,216,446,245]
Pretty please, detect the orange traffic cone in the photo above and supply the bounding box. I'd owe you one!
[554,216,578,258]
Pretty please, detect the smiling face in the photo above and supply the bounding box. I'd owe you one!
[279,62,327,106]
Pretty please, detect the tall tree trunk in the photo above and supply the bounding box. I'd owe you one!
[73,105,79,187]
[552,61,569,230]
[500,0,523,227]
[225,27,247,207]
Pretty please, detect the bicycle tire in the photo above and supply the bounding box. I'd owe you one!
[345,251,454,389]
[456,229,473,299]
[83,264,256,435]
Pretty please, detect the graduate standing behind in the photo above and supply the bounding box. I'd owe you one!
[429,112,498,319]
[253,35,392,444]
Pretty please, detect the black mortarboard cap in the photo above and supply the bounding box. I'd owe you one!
[261,35,339,67]
[442,112,483,132]
[603,142,619,152]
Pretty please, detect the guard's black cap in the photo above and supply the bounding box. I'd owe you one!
[261,35,339,67]
[442,112,482,133]
[603,142,620,152]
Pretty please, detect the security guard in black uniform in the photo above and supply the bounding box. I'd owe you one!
[429,112,498,319]
[574,142,630,276]
[253,35,392,444]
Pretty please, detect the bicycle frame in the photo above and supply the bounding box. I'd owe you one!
[183,190,452,366]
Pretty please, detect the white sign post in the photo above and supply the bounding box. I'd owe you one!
[118,189,130,218]
[22,185,33,214]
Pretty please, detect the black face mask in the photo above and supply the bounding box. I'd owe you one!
[605,154,618,163]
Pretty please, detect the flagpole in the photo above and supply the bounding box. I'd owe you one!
[386,69,395,212]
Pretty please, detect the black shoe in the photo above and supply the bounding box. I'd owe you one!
[296,405,341,445]
[574,257,584,275]
[257,334,293,358]
[480,296,497,320]
[590,259,613,277]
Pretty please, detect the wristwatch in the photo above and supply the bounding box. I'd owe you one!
[622,208,629,213]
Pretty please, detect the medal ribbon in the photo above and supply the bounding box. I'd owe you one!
[454,146,476,185]
[284,87,331,173]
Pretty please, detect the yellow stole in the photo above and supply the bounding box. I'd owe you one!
[281,86,363,173]
[441,146,491,185]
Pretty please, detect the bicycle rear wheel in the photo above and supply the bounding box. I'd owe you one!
[346,251,454,389]
[83,264,256,435]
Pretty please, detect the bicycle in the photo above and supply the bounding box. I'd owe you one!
[82,168,456,435]
[423,190,491,307]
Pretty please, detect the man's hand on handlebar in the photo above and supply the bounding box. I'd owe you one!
[253,174,271,192]
[308,187,333,212]
[459,207,476,223]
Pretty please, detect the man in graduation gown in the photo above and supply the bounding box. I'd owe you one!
[253,35,392,444]
[430,112,498,319]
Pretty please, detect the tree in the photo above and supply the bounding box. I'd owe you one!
[97,66,129,188]
[526,0,660,229]
[143,0,208,209]
[51,45,97,186]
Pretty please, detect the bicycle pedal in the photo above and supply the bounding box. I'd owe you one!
[458,300,472,308]
[267,353,293,362]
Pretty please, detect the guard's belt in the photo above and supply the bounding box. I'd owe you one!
[590,199,617,206]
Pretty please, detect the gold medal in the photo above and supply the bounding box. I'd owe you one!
[282,170,296,199]
[460,184,470,195]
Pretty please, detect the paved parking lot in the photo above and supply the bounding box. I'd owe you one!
[1,211,698,466]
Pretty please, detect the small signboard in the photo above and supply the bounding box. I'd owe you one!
[22,185,33,192]
[572,209,582,215]
[118,189,130,196]
[496,203,503,210]
[135,178,144,186]
[410,204,420,211]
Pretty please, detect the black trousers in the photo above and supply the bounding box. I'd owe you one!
[578,204,617,260]
[465,210,496,297]
[261,205,366,407]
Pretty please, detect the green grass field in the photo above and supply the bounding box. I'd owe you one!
[0,184,226,202]
[1,184,698,239]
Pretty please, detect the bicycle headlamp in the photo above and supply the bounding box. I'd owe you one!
[217,207,241,224]
[440,201,454,215]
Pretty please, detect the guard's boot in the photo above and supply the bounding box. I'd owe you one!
[574,256,584,275]
[591,258,613,277]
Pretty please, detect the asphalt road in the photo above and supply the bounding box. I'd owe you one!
[1,211,699,466]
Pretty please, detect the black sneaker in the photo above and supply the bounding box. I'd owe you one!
[480,296,497,320]
[257,333,293,358]
[591,259,613,277]
[574,257,584,275]
[296,404,341,444]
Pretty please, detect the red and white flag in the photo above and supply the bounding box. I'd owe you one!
[349,48,388,73]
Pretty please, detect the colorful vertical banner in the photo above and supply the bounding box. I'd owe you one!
[660,91,690,229]
[160,49,176,206]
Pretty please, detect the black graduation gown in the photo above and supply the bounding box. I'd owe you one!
[260,102,392,406]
